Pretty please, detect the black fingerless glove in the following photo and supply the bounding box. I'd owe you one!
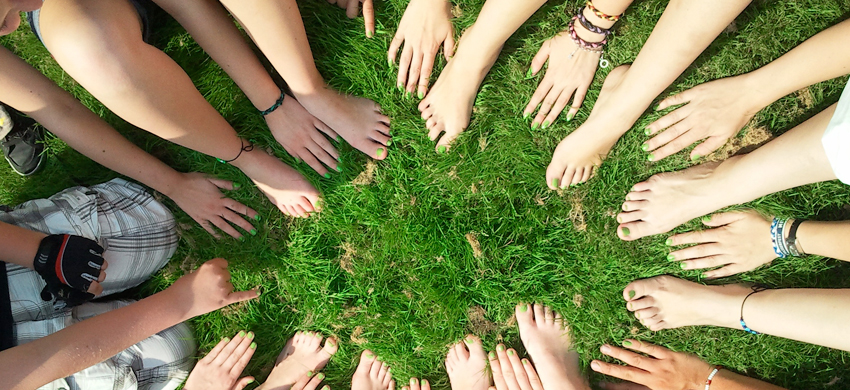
[33,234,105,307]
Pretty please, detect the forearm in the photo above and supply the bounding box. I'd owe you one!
[742,19,850,110]
[575,0,634,42]
[0,221,45,269]
[0,289,190,390]
[458,0,547,56]
[711,369,787,390]
[154,0,284,111]
[745,288,850,351]
[795,220,850,262]
[0,48,185,199]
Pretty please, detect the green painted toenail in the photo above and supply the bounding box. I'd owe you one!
[622,227,630,236]
[238,331,245,337]
[324,173,331,179]
[497,345,505,351]
[254,215,261,221]
[336,166,342,172]
[647,154,655,162]
[681,262,687,269]
[692,154,701,161]
[644,128,652,136]
[250,229,257,236]
[623,340,633,347]
[629,290,636,299]
[667,254,675,261]
[250,342,257,349]
[520,304,528,312]
[377,148,385,157]
[623,204,629,211]
[397,85,403,92]
[641,143,649,152]
[567,112,575,122]
[542,120,551,129]
[418,91,424,99]
[551,178,558,188]
[665,238,673,246]
[489,352,496,359]
[702,215,711,223]
[532,122,539,130]
[233,182,241,189]
[387,139,392,146]
[437,145,446,154]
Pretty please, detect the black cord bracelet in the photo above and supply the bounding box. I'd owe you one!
[216,138,254,164]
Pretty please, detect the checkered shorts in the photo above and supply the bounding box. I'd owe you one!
[3,179,196,390]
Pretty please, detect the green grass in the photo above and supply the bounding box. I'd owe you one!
[3,0,850,388]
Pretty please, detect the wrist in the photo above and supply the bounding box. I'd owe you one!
[738,69,787,112]
[151,169,186,201]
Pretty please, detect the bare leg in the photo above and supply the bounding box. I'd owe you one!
[616,104,837,240]
[417,0,546,153]
[218,0,392,160]
[624,276,850,352]
[546,0,752,188]
[39,0,320,217]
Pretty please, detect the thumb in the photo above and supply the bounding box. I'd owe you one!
[232,377,255,390]
[702,211,747,227]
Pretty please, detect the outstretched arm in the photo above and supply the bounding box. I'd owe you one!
[0,47,259,239]
[0,258,259,390]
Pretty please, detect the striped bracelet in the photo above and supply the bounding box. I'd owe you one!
[705,366,722,390]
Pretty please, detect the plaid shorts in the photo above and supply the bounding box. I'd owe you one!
[3,179,196,390]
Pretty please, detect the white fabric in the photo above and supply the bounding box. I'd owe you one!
[822,80,850,185]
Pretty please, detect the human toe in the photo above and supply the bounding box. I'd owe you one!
[623,277,665,302]
[515,303,534,327]
[617,221,653,241]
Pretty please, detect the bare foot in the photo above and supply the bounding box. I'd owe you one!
[623,275,750,331]
[352,350,396,390]
[236,148,322,218]
[418,24,499,153]
[297,88,391,160]
[266,97,341,176]
[401,378,429,390]
[259,331,339,390]
[445,335,490,390]
[615,158,740,241]
[516,303,583,390]
[545,65,630,189]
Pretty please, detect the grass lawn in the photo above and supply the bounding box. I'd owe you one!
[3,0,850,388]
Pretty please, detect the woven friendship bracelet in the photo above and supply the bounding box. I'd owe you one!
[216,138,255,164]
[568,18,607,51]
[576,8,612,36]
[260,91,286,116]
[586,0,622,21]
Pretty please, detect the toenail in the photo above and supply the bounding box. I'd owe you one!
[525,68,534,78]
[667,254,675,261]
[702,215,711,223]
[250,342,257,349]
[647,154,655,162]
[324,173,331,179]
[623,204,629,211]
[239,236,245,242]
[497,345,505,351]
[254,214,261,221]
[551,178,558,188]
[641,143,648,152]
[567,112,575,122]
[628,290,636,299]
[623,340,633,347]
[665,238,673,246]
[238,331,245,337]
[437,145,446,154]
[489,352,496,359]
[520,304,528,312]
[692,154,701,161]
[621,227,630,236]
[644,127,651,136]
[507,349,515,356]
[250,229,257,236]
[233,182,241,189]
[377,148,385,157]
[616,215,623,223]
[387,139,393,146]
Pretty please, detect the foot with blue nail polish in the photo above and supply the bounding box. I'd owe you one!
[516,303,586,390]
[352,350,396,390]
[546,65,630,190]
[261,331,339,389]
[616,159,733,241]
[446,335,490,390]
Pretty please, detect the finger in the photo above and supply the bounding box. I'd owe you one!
[234,377,256,390]
[506,349,532,389]
[202,336,231,363]
[315,120,340,145]
[621,339,670,359]
[225,331,255,370]
[407,50,424,93]
[532,88,563,129]
[300,148,329,176]
[311,129,341,160]
[521,359,544,390]
[600,344,654,370]
[225,198,259,221]
[489,351,509,390]
[397,46,414,91]
[214,332,246,366]
[679,254,729,271]
[208,178,235,191]
[227,289,261,305]
[210,215,243,240]
[524,79,553,120]
[703,264,746,279]
[656,88,697,111]
[199,220,220,239]
[669,242,724,263]
[590,359,649,384]
[690,135,730,160]
[307,143,340,172]
[645,105,694,137]
[529,42,551,77]
[566,84,590,122]
[443,30,456,60]
[346,0,358,18]
[87,281,103,296]
[418,49,437,98]
[543,86,575,126]
[650,127,703,161]
[388,33,404,66]
[667,229,719,247]
[362,0,375,37]
[220,208,255,237]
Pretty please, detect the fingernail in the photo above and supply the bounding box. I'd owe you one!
[250,342,257,349]
[397,84,403,92]
[622,227,630,236]
[377,148,385,157]
[623,340,633,347]
[238,331,246,337]
[520,304,528,312]
[692,154,701,161]
[641,143,648,152]
[532,122,539,130]
[324,173,331,179]
[566,112,575,122]
[223,337,230,343]
[523,112,530,119]
[322,386,330,390]
[233,182,241,189]
[667,254,675,261]
[600,344,611,353]
[388,58,393,67]
[702,215,711,223]
[681,262,687,269]
[647,154,655,162]
[336,166,343,172]
[418,91,424,99]
[405,91,411,99]
[421,380,427,386]
[317,373,325,380]
[507,349,515,356]
[247,378,255,384]
[336,135,342,143]
[367,30,373,38]
[522,359,529,365]
[308,371,314,377]
[250,229,257,236]
[247,331,254,339]
[239,236,245,242]
[437,145,446,154]
[526,68,533,78]
[497,344,505,351]
[551,178,558,188]
[542,120,551,129]
[254,215,261,221]
[628,290,636,299]
[591,361,601,371]
[489,352,496,359]
[665,238,673,246]
[644,127,651,136]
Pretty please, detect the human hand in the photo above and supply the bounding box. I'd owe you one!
[388,0,454,98]
[326,0,375,38]
[591,340,713,390]
[488,345,543,390]
[166,172,258,240]
[184,331,257,390]
[166,258,260,319]
[33,234,108,298]
[267,97,340,176]
[667,210,776,279]
[524,32,599,129]
[645,76,762,161]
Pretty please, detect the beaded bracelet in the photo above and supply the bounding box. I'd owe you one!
[576,7,612,37]
[586,0,622,21]
[216,138,254,164]
[260,91,286,116]
[770,217,789,258]
[739,286,766,335]
[704,366,722,390]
